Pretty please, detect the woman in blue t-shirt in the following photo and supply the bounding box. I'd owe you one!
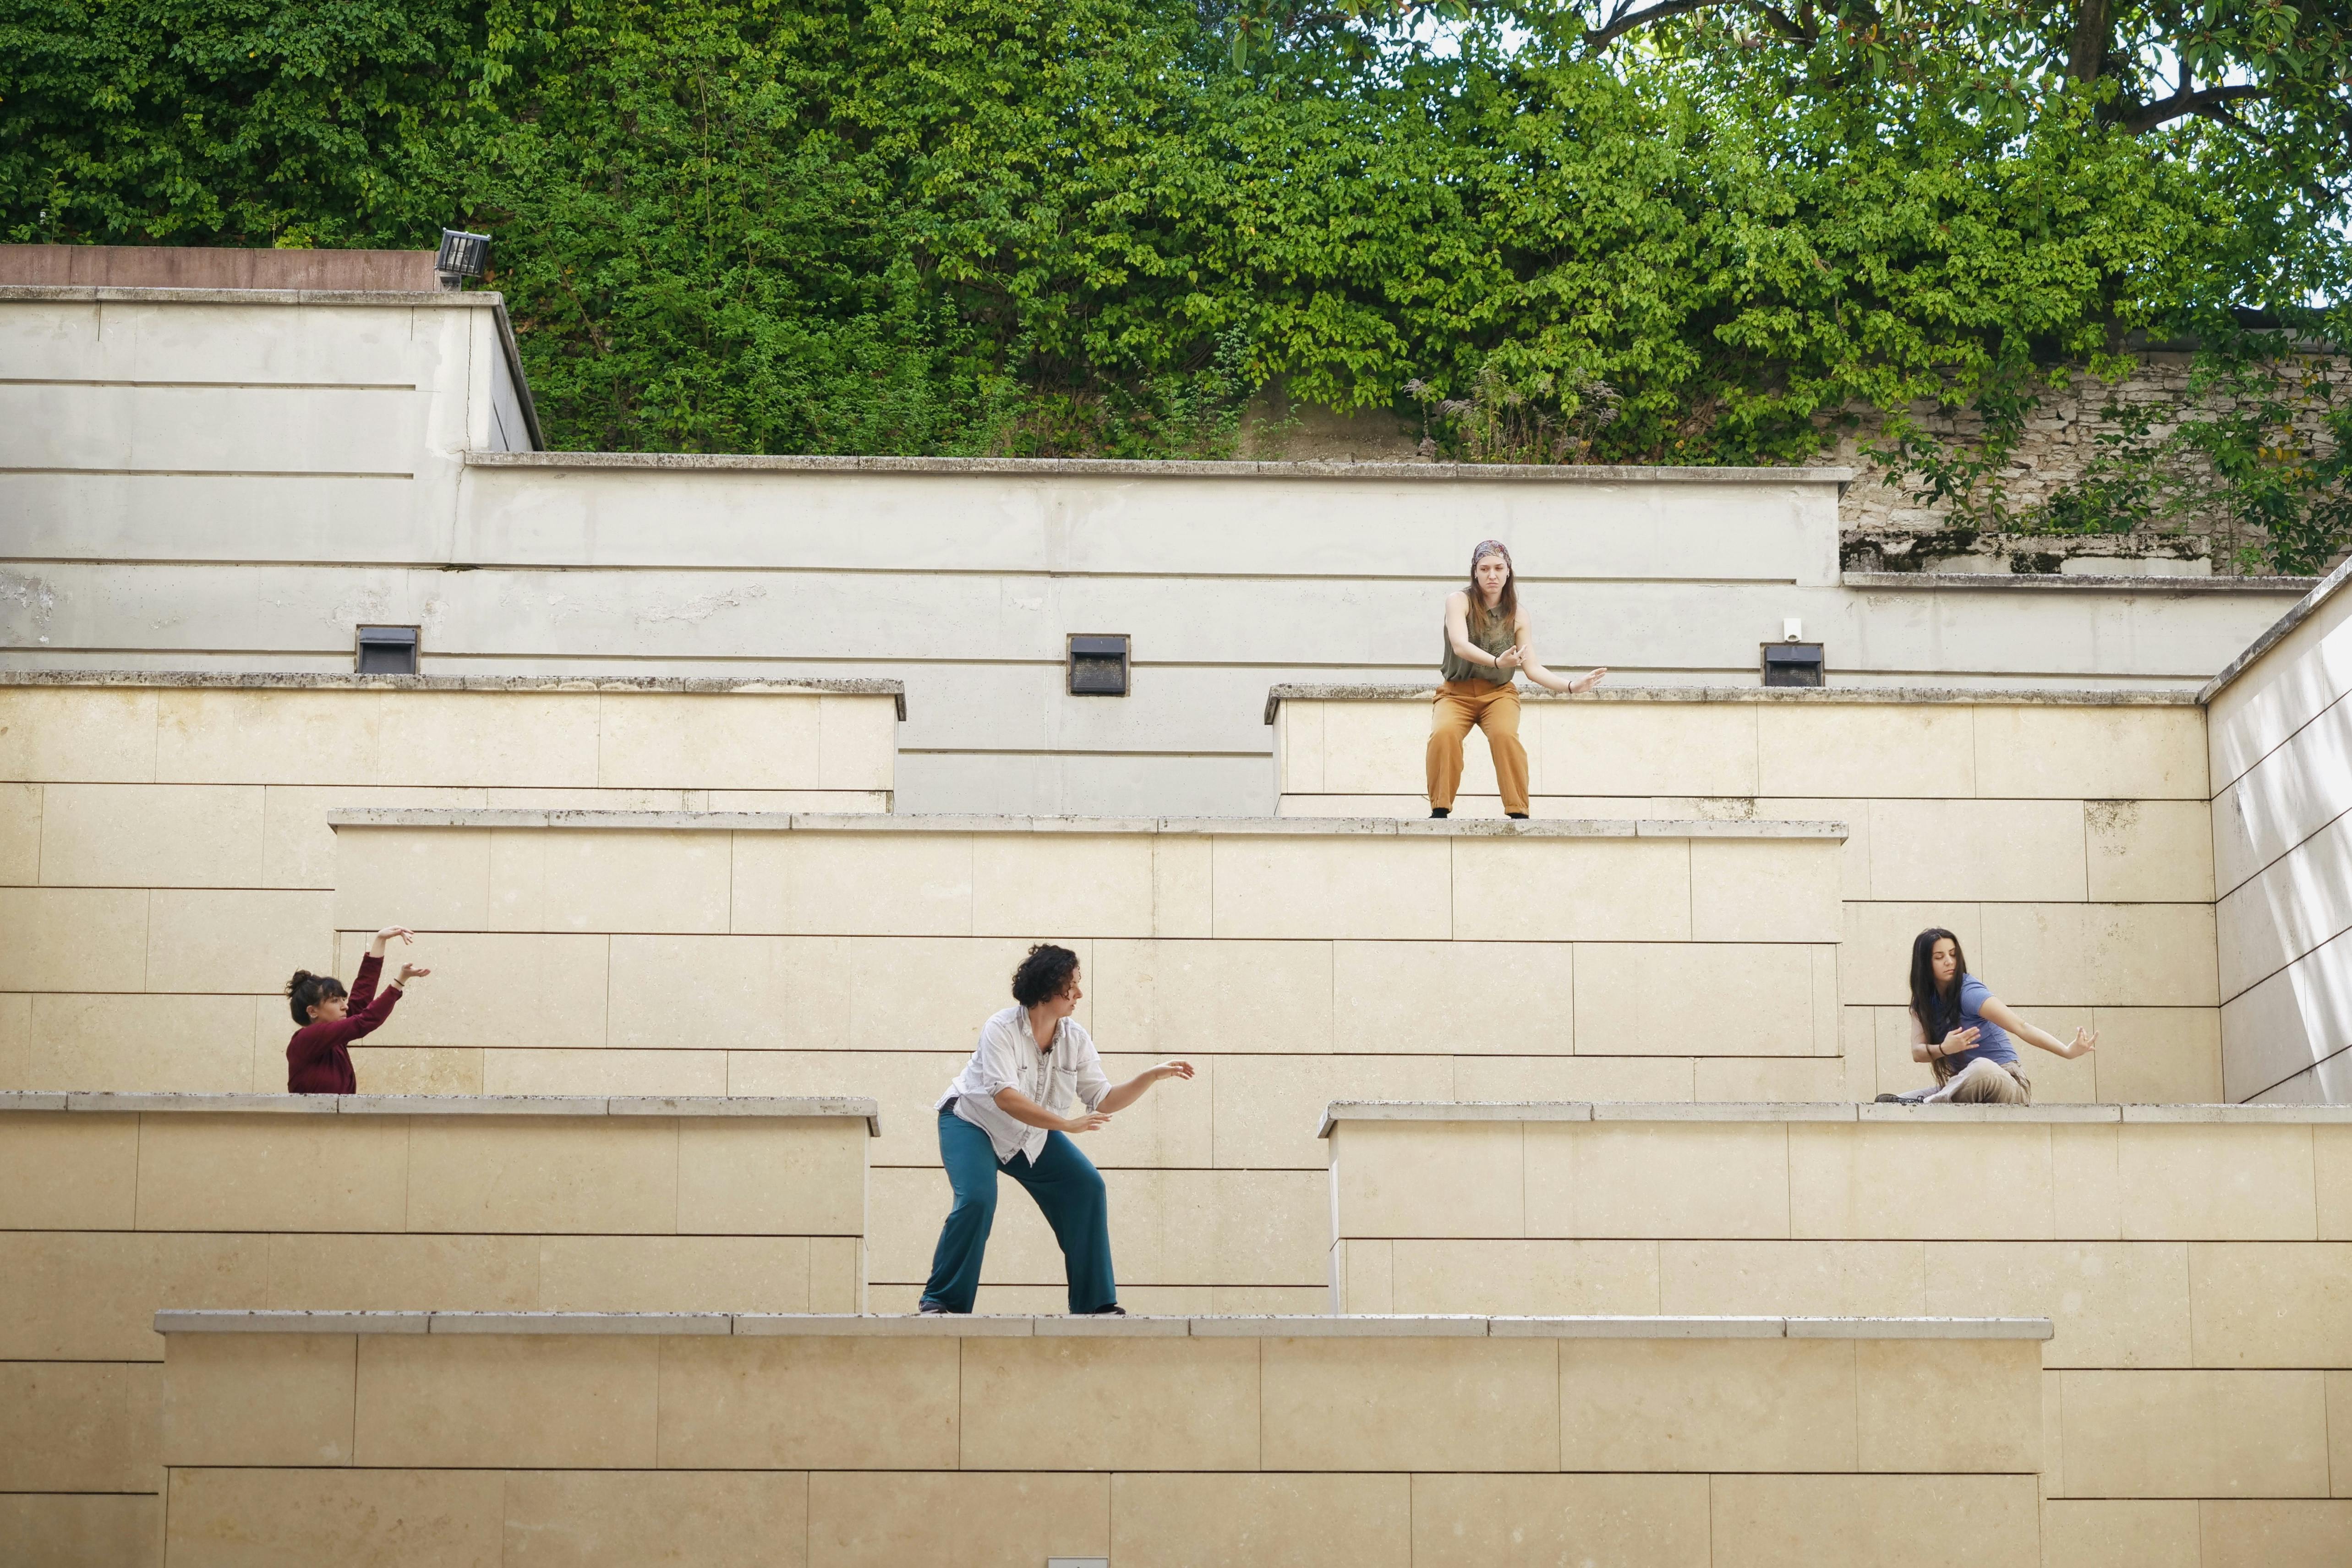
[1891,928,2096,1104]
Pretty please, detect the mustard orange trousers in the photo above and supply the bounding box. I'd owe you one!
[1426,679,1529,814]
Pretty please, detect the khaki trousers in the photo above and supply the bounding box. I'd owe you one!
[1931,1059,2032,1104]
[1427,680,1529,814]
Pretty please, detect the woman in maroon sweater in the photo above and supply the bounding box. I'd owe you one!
[286,927,430,1094]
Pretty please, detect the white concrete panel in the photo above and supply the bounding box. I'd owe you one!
[0,474,428,562]
[2208,577,2352,787]
[2212,691,2352,897]
[0,385,426,475]
[2221,926,2352,1103]
[2216,813,2352,1002]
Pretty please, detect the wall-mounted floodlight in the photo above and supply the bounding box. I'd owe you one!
[436,229,491,291]
[356,625,420,675]
[1067,634,1130,696]
[1762,642,1825,687]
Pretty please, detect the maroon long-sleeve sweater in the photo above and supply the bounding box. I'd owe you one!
[286,954,401,1094]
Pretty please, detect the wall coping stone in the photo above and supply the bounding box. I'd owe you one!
[0,284,547,449]
[1317,1098,2352,1136]
[1843,571,2319,595]
[1262,682,2204,723]
[325,808,1848,841]
[466,449,1856,486]
[0,1090,880,1134]
[2196,554,2352,705]
[153,1309,2051,1341]
[0,669,908,720]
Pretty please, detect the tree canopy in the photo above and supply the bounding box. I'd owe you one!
[4,0,2347,562]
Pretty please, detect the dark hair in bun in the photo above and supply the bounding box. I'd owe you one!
[286,969,348,1023]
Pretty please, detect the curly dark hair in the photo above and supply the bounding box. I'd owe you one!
[1010,943,1081,1007]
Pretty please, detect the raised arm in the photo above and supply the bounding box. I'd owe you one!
[1979,998,2095,1060]
[1908,1007,1981,1065]
[1511,623,1607,695]
[1445,591,1522,673]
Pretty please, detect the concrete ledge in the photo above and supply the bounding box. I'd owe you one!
[1843,571,2319,595]
[1318,1099,2350,1137]
[0,282,503,308]
[467,450,1857,486]
[326,808,1848,841]
[156,1309,2051,1341]
[1,1091,881,1135]
[0,669,908,720]
[1262,682,2204,722]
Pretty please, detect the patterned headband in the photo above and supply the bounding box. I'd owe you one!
[1471,540,1512,568]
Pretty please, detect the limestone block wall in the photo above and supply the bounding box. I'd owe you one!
[2204,561,2352,1102]
[1274,687,2221,1104]
[0,1092,875,1565]
[329,810,1844,1311]
[147,1311,2048,1568]
[0,676,900,1095]
[1326,1104,2352,1567]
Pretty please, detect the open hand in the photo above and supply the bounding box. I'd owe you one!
[1148,1060,1195,1084]
[376,927,415,946]
[1570,667,1608,694]
[2066,1026,2097,1059]
[1942,1026,1980,1055]
[1062,1109,1113,1134]
[1496,646,1526,671]
[396,963,432,984]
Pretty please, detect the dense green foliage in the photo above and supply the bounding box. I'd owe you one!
[4,0,2347,561]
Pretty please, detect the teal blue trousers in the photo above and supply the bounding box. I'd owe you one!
[919,1109,1116,1314]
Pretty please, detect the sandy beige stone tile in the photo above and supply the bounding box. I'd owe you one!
[2051,1123,2123,1240]
[1697,1055,1850,1099]
[404,1116,678,1235]
[833,934,1080,1052]
[0,784,29,888]
[343,1045,483,1094]
[37,781,262,888]
[2058,1369,2330,1497]
[1278,698,1328,793]
[259,784,485,891]
[703,789,886,813]
[1332,1120,1524,1239]
[1151,834,1212,937]
[376,692,602,789]
[27,991,256,1091]
[2332,1371,2352,1497]
[963,1336,1259,1470]
[2323,1127,2352,1240]
[1263,1335,1554,1471]
[725,1048,967,1168]
[659,1335,959,1469]
[1339,1237,1391,1311]
[481,1048,724,1096]
[332,824,491,932]
[1334,939,1569,1054]
[152,688,377,786]
[678,1118,867,1235]
[0,1231,267,1360]
[2117,1124,2318,1240]
[1092,937,1332,1056]
[1409,1473,1708,1568]
[1979,902,2220,1008]
[0,1108,137,1228]
[1790,1123,2054,1240]
[818,693,898,792]
[1213,1052,1450,1169]
[1528,1121,1792,1240]
[0,991,27,1089]
[1924,1241,2190,1368]
[1454,835,1690,942]
[148,889,333,992]
[1659,1240,1924,1318]
[2085,798,2215,902]
[1759,795,1870,898]
[1977,705,2209,800]
[1121,1167,1329,1287]
[810,1235,862,1312]
[2187,1244,2352,1368]
[503,1470,810,1568]
[0,886,149,990]
[1110,1474,1410,1568]
[0,1494,159,1568]
[357,1333,658,1468]
[596,691,824,791]
[336,929,607,1050]
[1840,902,1984,1006]
[0,1361,139,1490]
[1857,1338,2041,1472]
[2039,1500,2199,1568]
[2091,1007,2224,1102]
[808,1472,1104,1568]
[1454,1053,1695,1101]
[164,1466,503,1568]
[1755,703,1974,799]
[1539,702,1758,796]
[1559,1338,1854,1472]
[1866,798,2090,902]
[1207,834,1449,941]
[137,1113,408,1233]
[2199,1501,2352,1568]
[1210,1284,1329,1314]
[1,685,158,783]
[492,827,731,935]
[267,1234,540,1312]
[1574,942,1821,1056]
[1086,1050,1216,1170]
[1388,1238,1659,1315]
[607,933,792,1050]
[163,1332,354,1468]
[732,830,974,936]
[972,833,1155,938]
[1691,837,1843,943]
[1709,1475,2039,1568]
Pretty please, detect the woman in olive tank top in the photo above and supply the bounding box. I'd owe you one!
[1428,540,1606,818]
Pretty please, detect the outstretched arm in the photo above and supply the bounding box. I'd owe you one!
[1513,625,1606,694]
[1098,1060,1194,1114]
[994,1086,1112,1134]
[1979,998,2095,1060]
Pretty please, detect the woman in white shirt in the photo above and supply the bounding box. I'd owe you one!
[919,944,1194,1316]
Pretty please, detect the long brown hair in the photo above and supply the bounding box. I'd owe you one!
[1467,539,1517,634]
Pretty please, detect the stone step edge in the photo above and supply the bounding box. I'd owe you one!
[0,1091,878,1133]
[1318,1099,2352,1134]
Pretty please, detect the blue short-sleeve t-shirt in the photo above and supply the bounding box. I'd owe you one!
[1936,974,2017,1072]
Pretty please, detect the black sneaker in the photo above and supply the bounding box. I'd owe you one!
[1874,1093,1903,1103]
[1429,808,1450,819]
[1085,1304,1127,1316]
[1506,812,1528,819]
[918,1301,953,1315]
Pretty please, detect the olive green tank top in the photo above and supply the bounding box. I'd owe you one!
[1442,603,1518,685]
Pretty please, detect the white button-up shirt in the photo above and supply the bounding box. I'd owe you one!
[936,1005,1111,1166]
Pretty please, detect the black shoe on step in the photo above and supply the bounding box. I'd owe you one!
[1430,808,1449,819]
[1086,1304,1127,1316]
